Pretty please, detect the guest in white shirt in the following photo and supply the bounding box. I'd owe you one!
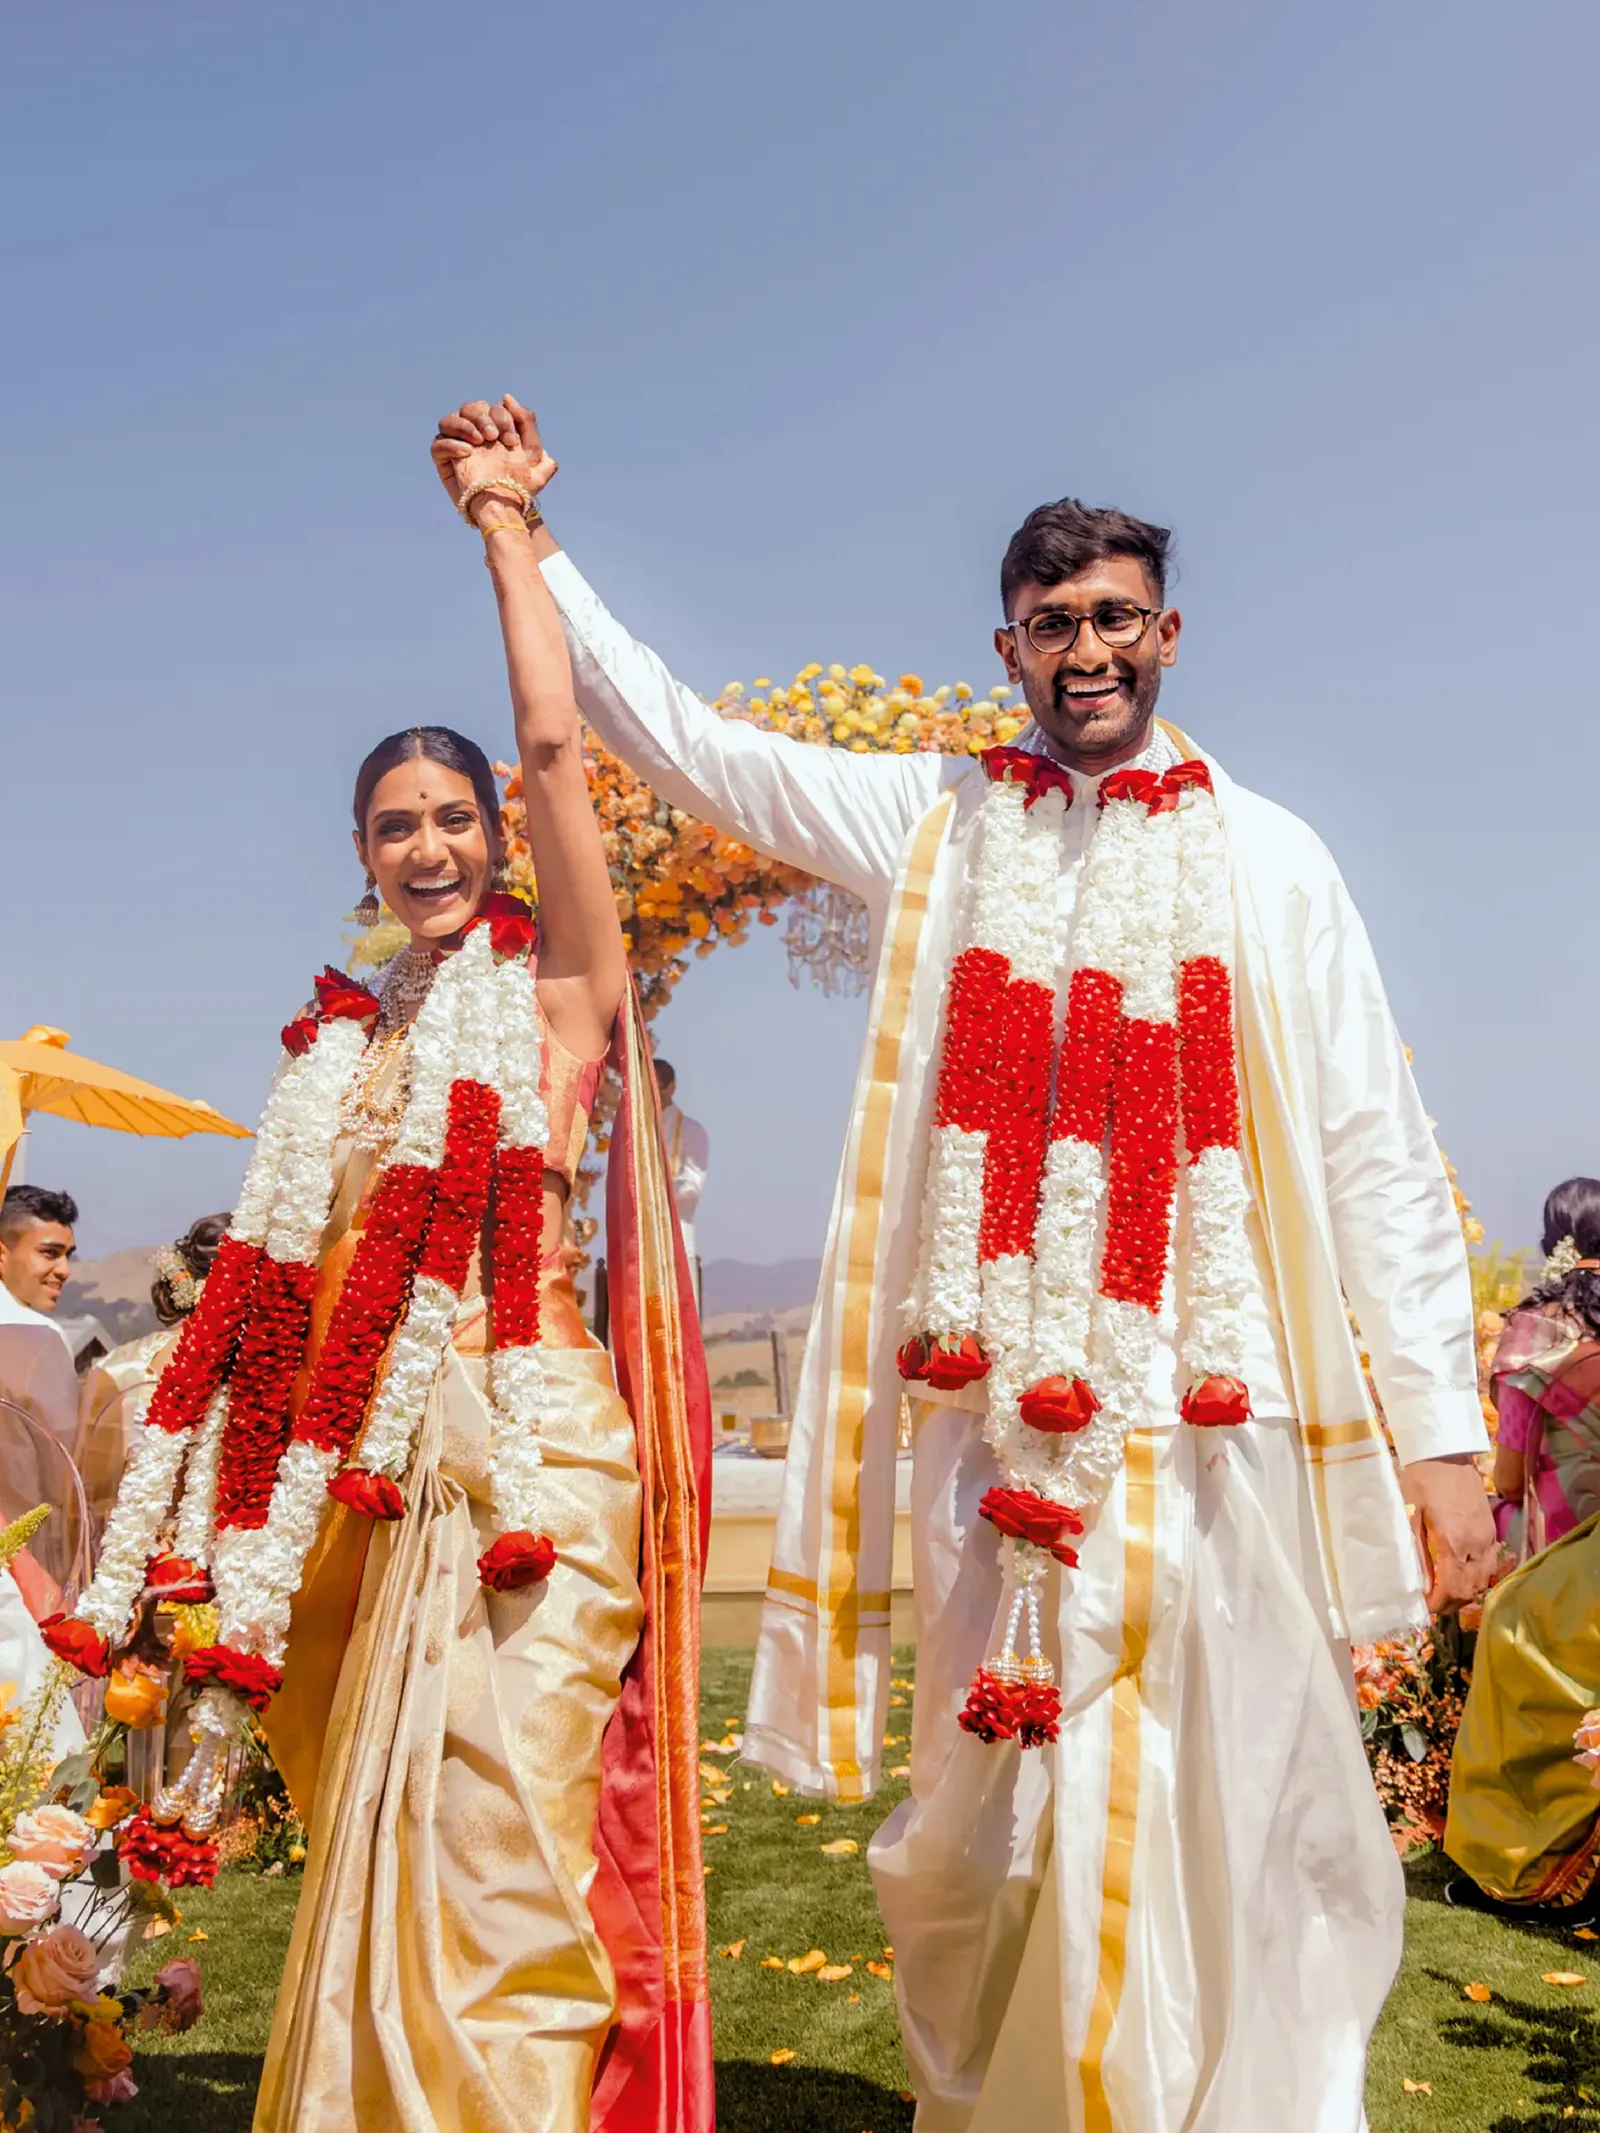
[652,1059,709,1288]
[0,1186,85,1591]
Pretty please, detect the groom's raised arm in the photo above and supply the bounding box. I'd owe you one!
[538,548,950,903]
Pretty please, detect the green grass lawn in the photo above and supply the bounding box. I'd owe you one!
[116,1646,1599,2129]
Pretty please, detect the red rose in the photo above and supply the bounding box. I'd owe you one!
[978,1487,1084,1566]
[923,1334,989,1392]
[958,1665,1021,1743]
[467,890,536,962]
[1098,766,1163,811]
[979,746,1073,810]
[1181,1375,1252,1427]
[313,965,380,1029]
[326,1467,405,1520]
[1019,1375,1101,1434]
[38,1613,110,1679]
[1164,759,1213,798]
[280,1012,320,1058]
[896,1336,930,1383]
[182,1643,283,1713]
[477,1530,557,1592]
[146,1555,214,1604]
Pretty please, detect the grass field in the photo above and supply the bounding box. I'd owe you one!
[117,1647,1599,2129]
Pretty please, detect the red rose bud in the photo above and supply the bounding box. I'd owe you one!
[923,1333,990,1391]
[1014,1678,1063,1749]
[118,1805,219,1891]
[39,1613,110,1679]
[280,1012,320,1058]
[477,1530,558,1592]
[1098,766,1162,811]
[182,1643,283,1713]
[326,1467,405,1520]
[1164,759,1213,798]
[146,1555,214,1604]
[470,890,537,962]
[1181,1375,1252,1427]
[957,1666,1022,1744]
[978,1487,1085,1566]
[1019,1375,1101,1434]
[896,1335,930,1383]
[313,965,381,1028]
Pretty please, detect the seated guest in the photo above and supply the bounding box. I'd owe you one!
[1489,1177,1600,1555]
[78,1213,229,1540]
[1445,1178,1600,1921]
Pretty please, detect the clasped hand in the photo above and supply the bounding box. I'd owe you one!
[431,394,556,521]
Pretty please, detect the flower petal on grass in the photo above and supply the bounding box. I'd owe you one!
[718,1940,745,1960]
[1463,1982,1491,2002]
[770,2049,796,2066]
[866,1960,894,1980]
[760,1957,785,1970]
[787,1950,827,1975]
[820,1839,859,1857]
[1542,1971,1587,1987]
[817,1964,853,1982]
[1401,2077,1432,2094]
[796,1813,820,1827]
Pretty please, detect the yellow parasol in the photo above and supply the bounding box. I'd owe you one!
[0,1026,253,1193]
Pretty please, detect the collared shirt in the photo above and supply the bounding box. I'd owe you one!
[661,1103,710,1220]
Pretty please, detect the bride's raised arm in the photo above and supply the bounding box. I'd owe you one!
[432,396,626,1061]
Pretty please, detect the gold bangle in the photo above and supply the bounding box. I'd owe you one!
[478,517,528,540]
[458,475,531,523]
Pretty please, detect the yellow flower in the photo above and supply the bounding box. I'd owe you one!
[848,663,875,686]
[989,684,1012,700]
[799,663,822,681]
[954,681,973,700]
[753,676,772,688]
[832,723,851,741]
[898,673,924,695]
[104,1663,167,1729]
[0,1682,19,1736]
[828,663,846,681]
[721,681,744,698]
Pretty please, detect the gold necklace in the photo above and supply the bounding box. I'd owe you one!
[339,947,439,1156]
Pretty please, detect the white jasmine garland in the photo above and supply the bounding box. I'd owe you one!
[487,1345,550,1532]
[171,1389,230,1567]
[262,1018,370,1265]
[212,1439,341,1664]
[75,1417,195,1642]
[357,1276,458,1480]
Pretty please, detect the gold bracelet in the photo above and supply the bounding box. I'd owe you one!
[478,517,528,540]
[458,475,531,523]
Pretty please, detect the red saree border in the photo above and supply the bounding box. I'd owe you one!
[591,982,715,2133]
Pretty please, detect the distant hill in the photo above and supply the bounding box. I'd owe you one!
[700,1258,821,1317]
[61,1247,160,1349]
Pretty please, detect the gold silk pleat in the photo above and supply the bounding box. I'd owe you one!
[1445,1511,1600,1907]
[255,1333,642,2132]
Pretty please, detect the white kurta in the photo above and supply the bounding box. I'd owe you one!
[544,551,1486,2131]
[660,1101,709,1269]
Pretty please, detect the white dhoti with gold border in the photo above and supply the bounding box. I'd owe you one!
[874,1402,1400,2132]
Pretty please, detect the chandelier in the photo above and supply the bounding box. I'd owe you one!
[783,880,872,997]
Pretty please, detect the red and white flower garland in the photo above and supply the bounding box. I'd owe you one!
[898,742,1255,1748]
[46,900,566,1866]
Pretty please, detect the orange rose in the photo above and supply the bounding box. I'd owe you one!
[104,1662,167,1729]
[13,1922,100,2013]
[85,1785,139,1831]
[73,2013,134,2081]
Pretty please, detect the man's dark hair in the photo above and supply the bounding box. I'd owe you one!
[1000,498,1173,618]
[654,1059,676,1084]
[0,1185,79,1239]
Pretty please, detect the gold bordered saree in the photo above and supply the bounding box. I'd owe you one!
[254,989,713,2133]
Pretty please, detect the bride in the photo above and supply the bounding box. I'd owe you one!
[44,401,713,2132]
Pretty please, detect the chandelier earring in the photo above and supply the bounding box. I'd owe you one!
[353,872,381,928]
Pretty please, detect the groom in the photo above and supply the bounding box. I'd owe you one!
[439,398,1494,2130]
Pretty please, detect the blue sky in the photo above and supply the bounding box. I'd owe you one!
[3,0,1596,1265]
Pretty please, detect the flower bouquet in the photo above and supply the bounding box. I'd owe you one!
[0,1512,204,2127]
[1353,1618,1473,1853]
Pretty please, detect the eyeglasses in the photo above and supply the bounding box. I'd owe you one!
[1005,602,1161,656]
